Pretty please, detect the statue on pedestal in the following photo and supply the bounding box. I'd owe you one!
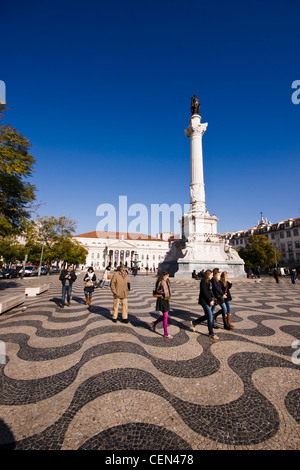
[191,94,200,115]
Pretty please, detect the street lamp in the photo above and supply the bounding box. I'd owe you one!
[38,235,45,276]
[38,226,50,276]
[273,242,277,268]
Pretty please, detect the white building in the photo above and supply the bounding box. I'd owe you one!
[73,231,171,271]
[227,216,300,267]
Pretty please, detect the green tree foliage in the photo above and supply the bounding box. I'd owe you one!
[0,124,36,236]
[51,238,88,266]
[0,237,25,265]
[238,235,281,268]
[23,216,88,267]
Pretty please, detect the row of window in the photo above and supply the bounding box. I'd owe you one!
[280,241,300,251]
[232,229,299,245]
[277,229,299,238]
[90,252,164,260]
[281,252,300,261]
[89,242,163,247]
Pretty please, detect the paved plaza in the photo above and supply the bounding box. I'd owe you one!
[0,271,299,450]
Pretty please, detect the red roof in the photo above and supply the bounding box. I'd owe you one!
[74,231,163,241]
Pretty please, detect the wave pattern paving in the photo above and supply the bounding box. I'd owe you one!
[0,273,299,450]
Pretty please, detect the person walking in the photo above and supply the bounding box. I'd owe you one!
[290,267,297,284]
[59,264,76,309]
[220,271,234,328]
[212,268,231,330]
[83,267,96,307]
[190,269,219,340]
[273,267,280,283]
[110,266,130,323]
[102,265,111,288]
[151,270,173,339]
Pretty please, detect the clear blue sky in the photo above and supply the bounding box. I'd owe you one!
[1,0,300,236]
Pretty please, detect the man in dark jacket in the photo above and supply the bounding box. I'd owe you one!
[59,264,76,308]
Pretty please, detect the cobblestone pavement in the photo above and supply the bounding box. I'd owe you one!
[0,272,299,450]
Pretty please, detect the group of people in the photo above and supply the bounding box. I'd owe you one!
[58,264,234,341]
[190,268,233,340]
[273,266,299,284]
[58,265,130,322]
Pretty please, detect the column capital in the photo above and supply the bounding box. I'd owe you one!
[184,115,208,138]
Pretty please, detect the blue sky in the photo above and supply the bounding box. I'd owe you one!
[1,0,300,236]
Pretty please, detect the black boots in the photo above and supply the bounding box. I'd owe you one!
[222,311,232,330]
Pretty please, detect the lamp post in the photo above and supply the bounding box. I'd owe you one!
[38,226,50,276]
[272,240,278,268]
[38,236,45,276]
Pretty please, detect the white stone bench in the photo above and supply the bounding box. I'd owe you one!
[0,293,25,314]
[25,283,49,297]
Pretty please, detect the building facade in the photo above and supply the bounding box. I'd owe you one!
[73,231,171,271]
[227,216,300,267]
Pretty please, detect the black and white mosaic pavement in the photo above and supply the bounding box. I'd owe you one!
[0,272,299,450]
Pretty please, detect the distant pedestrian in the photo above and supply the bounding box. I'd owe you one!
[152,271,173,339]
[83,267,96,307]
[59,264,76,308]
[290,267,297,284]
[212,268,231,330]
[190,269,219,340]
[102,265,111,288]
[273,267,280,283]
[110,266,130,323]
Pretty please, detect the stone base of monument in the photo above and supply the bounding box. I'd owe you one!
[159,238,246,279]
[160,260,245,279]
[175,260,246,279]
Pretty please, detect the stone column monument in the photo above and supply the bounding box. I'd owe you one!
[160,95,246,278]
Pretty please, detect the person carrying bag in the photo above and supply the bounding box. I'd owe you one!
[83,267,96,307]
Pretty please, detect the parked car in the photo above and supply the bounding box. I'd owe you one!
[19,265,38,277]
[40,266,48,275]
[0,268,20,279]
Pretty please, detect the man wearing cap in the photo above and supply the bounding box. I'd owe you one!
[110,266,130,323]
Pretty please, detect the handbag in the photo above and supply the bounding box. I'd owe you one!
[153,289,163,298]
[214,294,223,305]
[153,281,164,298]
[84,279,93,288]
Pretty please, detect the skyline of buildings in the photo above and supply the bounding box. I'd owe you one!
[73,213,300,271]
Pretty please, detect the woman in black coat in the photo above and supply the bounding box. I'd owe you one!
[190,269,219,339]
[220,271,234,328]
[152,271,173,339]
[211,268,231,330]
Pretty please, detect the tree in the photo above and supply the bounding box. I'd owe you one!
[0,124,36,236]
[0,237,26,266]
[52,238,88,266]
[23,216,88,268]
[238,235,281,268]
